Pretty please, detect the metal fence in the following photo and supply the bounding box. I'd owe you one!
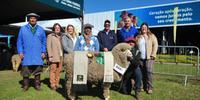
[154,46,199,86]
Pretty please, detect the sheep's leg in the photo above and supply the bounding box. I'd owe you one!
[103,83,111,100]
[65,67,75,100]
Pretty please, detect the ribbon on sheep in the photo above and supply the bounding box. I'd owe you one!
[73,51,88,84]
[103,52,114,83]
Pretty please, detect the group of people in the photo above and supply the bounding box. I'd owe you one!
[17,13,158,100]
[117,10,138,28]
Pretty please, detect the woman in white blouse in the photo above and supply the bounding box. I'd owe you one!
[136,22,158,94]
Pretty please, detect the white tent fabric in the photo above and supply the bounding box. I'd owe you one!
[10,18,82,34]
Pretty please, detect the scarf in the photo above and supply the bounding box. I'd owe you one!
[29,24,37,34]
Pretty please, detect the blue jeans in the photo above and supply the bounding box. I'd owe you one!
[134,65,142,92]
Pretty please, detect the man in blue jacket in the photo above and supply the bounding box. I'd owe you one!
[17,13,46,91]
[117,16,138,43]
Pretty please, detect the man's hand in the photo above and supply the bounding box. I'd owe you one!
[49,57,53,62]
[84,34,90,45]
[103,48,108,52]
[19,53,24,59]
[139,60,144,67]
[41,53,46,59]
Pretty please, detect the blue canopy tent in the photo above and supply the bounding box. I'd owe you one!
[0,0,83,25]
[0,0,84,46]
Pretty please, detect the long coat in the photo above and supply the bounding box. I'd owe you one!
[136,33,158,59]
[17,24,46,66]
[47,33,63,62]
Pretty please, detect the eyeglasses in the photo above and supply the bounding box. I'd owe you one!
[105,24,110,26]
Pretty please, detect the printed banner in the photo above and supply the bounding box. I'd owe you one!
[115,1,200,28]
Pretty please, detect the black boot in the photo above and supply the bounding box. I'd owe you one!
[34,74,41,91]
[23,77,29,92]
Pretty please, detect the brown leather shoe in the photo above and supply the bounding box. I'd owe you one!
[22,77,29,92]
[34,75,41,91]
[55,85,59,89]
[147,89,153,94]
[135,91,141,100]
[23,85,29,92]
[51,86,57,91]
[35,85,41,91]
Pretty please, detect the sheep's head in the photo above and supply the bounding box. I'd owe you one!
[112,43,132,69]
[123,49,133,61]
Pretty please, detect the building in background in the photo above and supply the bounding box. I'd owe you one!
[84,0,200,48]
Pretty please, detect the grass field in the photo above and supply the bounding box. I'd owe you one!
[154,63,198,76]
[0,65,200,100]
[156,54,199,64]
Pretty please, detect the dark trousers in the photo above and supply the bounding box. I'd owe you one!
[21,65,43,90]
[20,65,43,77]
[121,66,134,94]
[121,65,142,94]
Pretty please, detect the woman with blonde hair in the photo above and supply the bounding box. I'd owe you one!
[47,23,63,90]
[136,22,158,94]
[62,24,77,54]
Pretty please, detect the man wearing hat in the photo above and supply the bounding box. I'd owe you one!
[97,20,117,52]
[17,13,46,91]
[74,23,99,51]
[121,37,142,100]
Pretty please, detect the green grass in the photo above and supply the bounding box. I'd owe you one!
[156,54,199,64]
[0,67,200,100]
[154,63,197,76]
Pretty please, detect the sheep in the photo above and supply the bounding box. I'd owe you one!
[64,43,132,100]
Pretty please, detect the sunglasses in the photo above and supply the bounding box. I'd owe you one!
[105,24,110,26]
